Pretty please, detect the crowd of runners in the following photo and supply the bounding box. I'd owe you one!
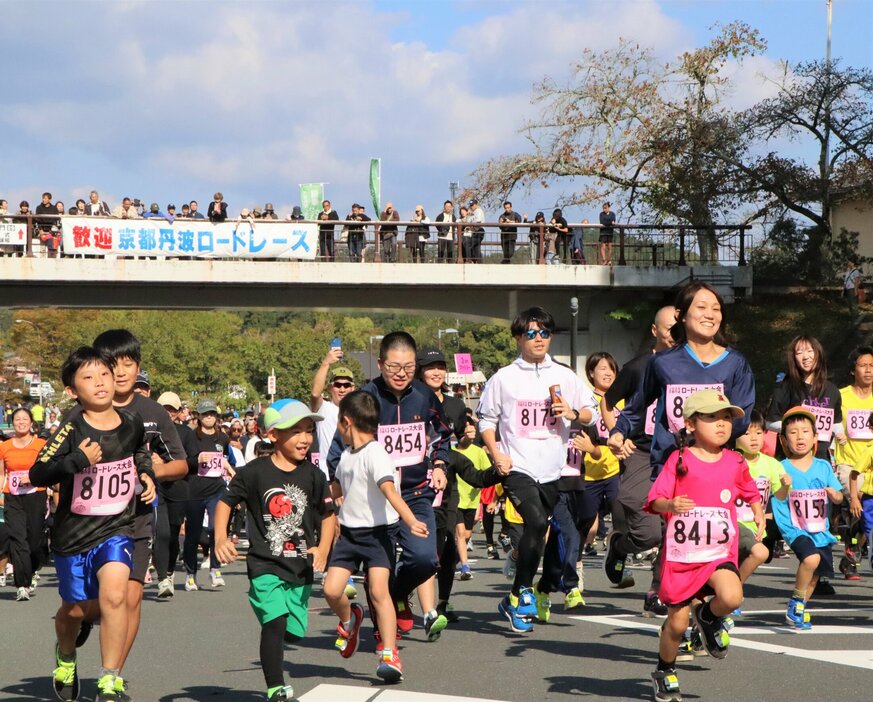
[2,280,872,702]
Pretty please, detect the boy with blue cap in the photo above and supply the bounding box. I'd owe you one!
[214,399,337,702]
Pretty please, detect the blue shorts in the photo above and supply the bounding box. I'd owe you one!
[859,495,873,538]
[789,535,834,579]
[54,535,134,604]
[329,524,398,572]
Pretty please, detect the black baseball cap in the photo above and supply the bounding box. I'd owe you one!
[416,349,446,367]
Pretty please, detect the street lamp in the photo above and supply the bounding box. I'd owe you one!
[438,328,459,350]
[368,335,384,380]
[14,319,43,404]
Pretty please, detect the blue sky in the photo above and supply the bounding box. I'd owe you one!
[1,0,870,223]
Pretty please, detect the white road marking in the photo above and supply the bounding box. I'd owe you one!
[298,685,510,702]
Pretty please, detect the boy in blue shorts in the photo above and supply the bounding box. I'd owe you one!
[214,399,337,702]
[772,406,844,630]
[30,347,156,702]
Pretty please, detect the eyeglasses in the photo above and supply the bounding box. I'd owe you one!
[524,329,552,340]
[332,382,354,389]
[383,362,417,375]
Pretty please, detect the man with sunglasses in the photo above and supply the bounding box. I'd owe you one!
[310,348,356,478]
[478,307,598,633]
[326,331,453,643]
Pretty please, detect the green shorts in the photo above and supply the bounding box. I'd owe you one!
[248,574,311,638]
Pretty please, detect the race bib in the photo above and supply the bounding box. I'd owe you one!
[644,400,657,436]
[198,452,225,478]
[846,409,873,440]
[562,431,583,477]
[71,457,136,516]
[310,452,320,469]
[789,488,827,533]
[7,471,37,496]
[665,384,724,433]
[596,408,621,441]
[736,476,772,523]
[802,404,834,442]
[514,399,559,439]
[665,507,734,563]
[378,422,426,467]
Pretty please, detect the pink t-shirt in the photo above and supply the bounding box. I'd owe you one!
[645,448,759,605]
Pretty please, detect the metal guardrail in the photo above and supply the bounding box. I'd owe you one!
[2,214,748,266]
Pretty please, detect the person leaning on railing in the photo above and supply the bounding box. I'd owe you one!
[528,212,546,264]
[434,200,457,263]
[208,192,228,223]
[379,203,400,263]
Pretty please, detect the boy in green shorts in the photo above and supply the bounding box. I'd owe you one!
[215,399,337,702]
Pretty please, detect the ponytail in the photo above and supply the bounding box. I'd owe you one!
[675,429,689,476]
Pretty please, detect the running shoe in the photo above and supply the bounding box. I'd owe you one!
[376,647,403,683]
[690,628,707,657]
[722,615,735,631]
[675,630,694,663]
[486,544,500,560]
[459,564,473,581]
[16,586,30,601]
[498,533,512,553]
[112,676,131,701]
[576,561,585,589]
[466,539,473,552]
[516,587,538,618]
[344,577,358,600]
[839,556,861,580]
[498,595,534,633]
[53,644,79,701]
[210,569,226,588]
[691,604,729,659]
[436,601,460,623]
[0,574,6,587]
[423,609,448,642]
[502,552,517,581]
[651,668,683,702]
[814,577,835,596]
[75,621,93,648]
[268,685,295,701]
[603,532,629,585]
[643,591,667,618]
[185,576,198,592]
[95,673,124,701]
[395,597,414,633]
[157,578,174,599]
[564,587,586,610]
[785,597,812,630]
[29,574,38,595]
[533,586,551,623]
[335,603,363,658]
[582,543,598,557]
[731,607,743,617]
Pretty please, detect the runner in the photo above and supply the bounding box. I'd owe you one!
[477,306,598,632]
[452,418,492,581]
[214,399,337,702]
[309,345,356,471]
[645,389,764,702]
[31,346,157,702]
[601,305,676,615]
[0,407,47,601]
[326,332,452,642]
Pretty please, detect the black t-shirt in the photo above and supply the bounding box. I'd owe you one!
[441,394,468,440]
[767,380,842,460]
[163,421,200,502]
[604,352,654,453]
[30,409,153,556]
[221,457,335,585]
[187,430,232,500]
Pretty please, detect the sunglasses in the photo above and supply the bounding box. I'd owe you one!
[332,381,354,389]
[524,329,552,340]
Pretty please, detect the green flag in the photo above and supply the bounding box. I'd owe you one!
[299,183,324,220]
[369,158,381,216]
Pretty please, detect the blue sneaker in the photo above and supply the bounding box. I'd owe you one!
[498,595,534,633]
[731,607,743,617]
[786,598,812,630]
[516,587,538,619]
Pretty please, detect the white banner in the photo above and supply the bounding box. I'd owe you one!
[60,217,318,260]
[0,222,27,246]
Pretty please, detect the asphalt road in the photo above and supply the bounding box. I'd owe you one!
[2,539,873,702]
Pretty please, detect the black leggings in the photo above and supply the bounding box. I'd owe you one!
[435,510,459,603]
[5,491,46,588]
[260,617,287,688]
[153,501,186,580]
[504,473,558,596]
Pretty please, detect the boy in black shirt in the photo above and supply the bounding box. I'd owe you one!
[215,399,337,702]
[31,347,156,702]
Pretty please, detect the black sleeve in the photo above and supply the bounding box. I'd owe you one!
[451,451,503,488]
[604,363,638,411]
[134,425,155,481]
[766,382,791,423]
[30,420,90,487]
[179,426,201,473]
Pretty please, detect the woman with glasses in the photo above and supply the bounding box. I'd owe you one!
[477,307,598,633]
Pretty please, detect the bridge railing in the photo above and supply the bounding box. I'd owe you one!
[1,215,748,266]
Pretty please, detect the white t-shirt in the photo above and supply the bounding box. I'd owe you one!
[336,441,399,528]
[316,400,339,458]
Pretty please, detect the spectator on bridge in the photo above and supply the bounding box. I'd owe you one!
[528,211,546,263]
[405,205,430,263]
[599,201,616,266]
[208,192,228,222]
[498,201,524,264]
[85,190,110,216]
[179,204,191,218]
[189,200,205,219]
[143,202,174,223]
[459,205,472,262]
[34,193,56,249]
[263,203,278,220]
[570,220,589,265]
[252,207,263,219]
[467,199,485,263]
[167,204,177,219]
[289,206,304,222]
[345,203,370,263]
[379,202,400,263]
[435,200,457,263]
[0,199,7,218]
[317,199,339,261]
[112,197,140,219]
[70,199,86,216]
[549,208,569,263]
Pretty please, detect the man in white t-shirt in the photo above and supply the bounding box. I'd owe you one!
[310,348,356,477]
[478,306,598,633]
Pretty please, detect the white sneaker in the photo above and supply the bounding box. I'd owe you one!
[0,574,6,587]
[466,540,473,552]
[4,563,12,576]
[200,559,210,570]
[16,586,30,601]
[157,578,174,598]
[28,576,37,596]
[210,569,226,588]
[185,576,198,592]
[503,552,517,581]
